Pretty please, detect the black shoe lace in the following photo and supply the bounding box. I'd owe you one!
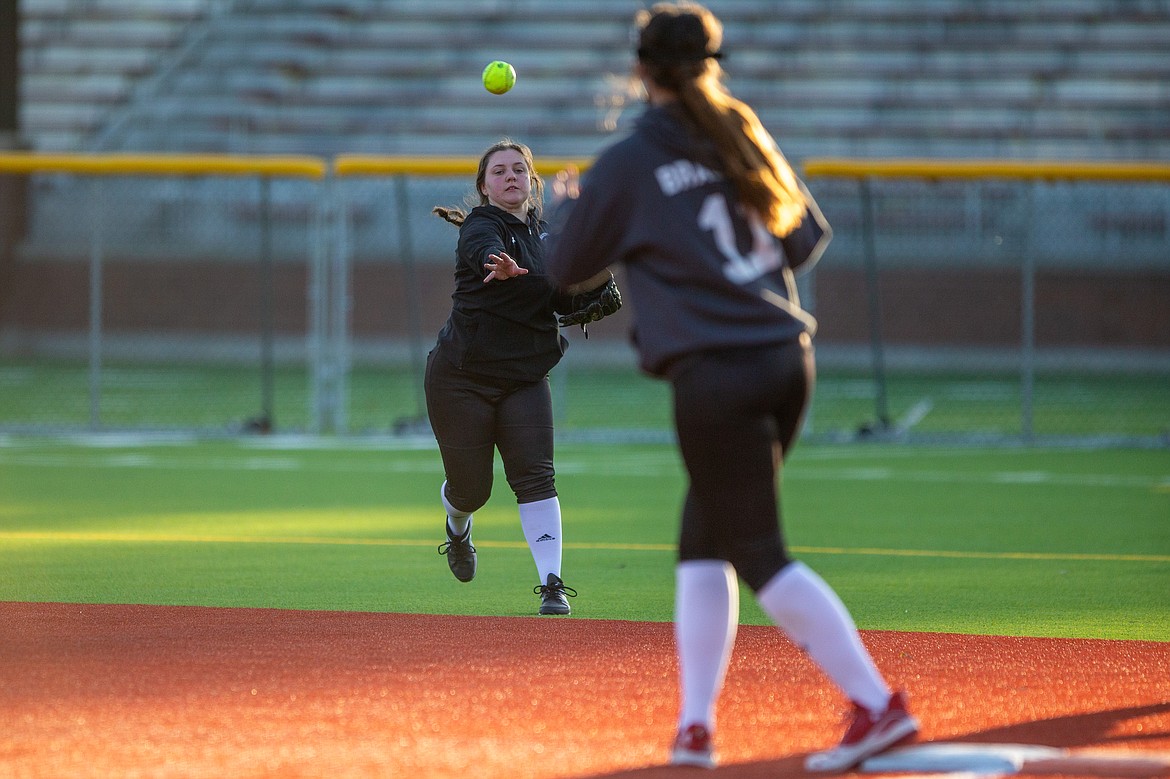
[534,580,577,599]
[437,537,475,556]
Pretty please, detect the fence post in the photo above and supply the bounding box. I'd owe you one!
[309,174,332,434]
[257,175,274,432]
[392,174,428,431]
[1020,181,1037,443]
[87,178,104,430]
[332,179,351,435]
[859,178,891,432]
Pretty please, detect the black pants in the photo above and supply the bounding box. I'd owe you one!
[669,335,814,592]
[424,348,557,512]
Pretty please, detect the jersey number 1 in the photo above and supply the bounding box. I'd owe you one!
[698,193,782,284]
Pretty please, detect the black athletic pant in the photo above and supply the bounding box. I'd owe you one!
[424,347,558,513]
[669,335,814,592]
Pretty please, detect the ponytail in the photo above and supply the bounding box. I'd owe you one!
[637,1,807,236]
[677,77,806,236]
[432,205,466,227]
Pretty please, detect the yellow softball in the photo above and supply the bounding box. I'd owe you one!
[482,60,516,95]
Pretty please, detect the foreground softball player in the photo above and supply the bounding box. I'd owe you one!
[546,1,920,769]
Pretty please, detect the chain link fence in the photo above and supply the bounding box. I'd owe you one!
[801,160,1169,446]
[1,154,1167,446]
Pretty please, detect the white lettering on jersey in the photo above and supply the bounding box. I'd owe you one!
[698,193,783,284]
[655,160,721,196]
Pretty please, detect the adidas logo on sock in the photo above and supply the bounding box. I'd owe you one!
[535,533,556,542]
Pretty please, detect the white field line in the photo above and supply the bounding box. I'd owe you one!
[0,449,1165,490]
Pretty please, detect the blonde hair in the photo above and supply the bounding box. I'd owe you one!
[636,1,806,236]
[433,138,546,226]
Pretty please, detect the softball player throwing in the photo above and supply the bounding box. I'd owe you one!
[427,139,616,615]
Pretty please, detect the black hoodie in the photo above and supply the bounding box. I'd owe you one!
[546,104,830,377]
[433,204,573,382]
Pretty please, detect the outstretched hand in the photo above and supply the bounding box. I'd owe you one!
[483,252,529,283]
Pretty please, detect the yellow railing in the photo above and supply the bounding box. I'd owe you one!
[3,151,1167,183]
[802,157,1170,182]
[332,155,592,177]
[0,152,588,178]
[0,152,327,177]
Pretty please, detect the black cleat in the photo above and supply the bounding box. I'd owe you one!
[437,520,476,582]
[534,573,577,615]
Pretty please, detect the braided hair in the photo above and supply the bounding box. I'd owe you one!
[636,1,807,237]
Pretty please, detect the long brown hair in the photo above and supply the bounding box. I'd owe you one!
[432,138,546,226]
[636,1,806,236]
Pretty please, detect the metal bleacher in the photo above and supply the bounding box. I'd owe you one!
[18,0,217,151]
[12,0,1170,275]
[16,0,1170,161]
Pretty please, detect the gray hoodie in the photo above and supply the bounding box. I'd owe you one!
[546,104,830,377]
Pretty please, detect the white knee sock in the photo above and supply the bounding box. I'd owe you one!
[441,481,472,536]
[518,496,562,582]
[756,561,890,713]
[675,560,739,730]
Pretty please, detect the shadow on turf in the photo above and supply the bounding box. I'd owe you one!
[954,701,1170,750]
[584,703,1170,777]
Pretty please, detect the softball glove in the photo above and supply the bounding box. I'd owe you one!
[557,276,622,337]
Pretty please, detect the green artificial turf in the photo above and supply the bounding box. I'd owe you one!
[0,437,1166,640]
[3,359,1168,442]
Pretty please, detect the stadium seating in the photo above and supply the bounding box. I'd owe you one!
[16,0,1170,161]
[18,0,214,150]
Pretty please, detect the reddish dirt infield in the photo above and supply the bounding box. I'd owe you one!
[2,602,1168,779]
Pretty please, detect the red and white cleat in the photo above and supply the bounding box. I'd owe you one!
[805,691,920,773]
[671,723,716,769]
